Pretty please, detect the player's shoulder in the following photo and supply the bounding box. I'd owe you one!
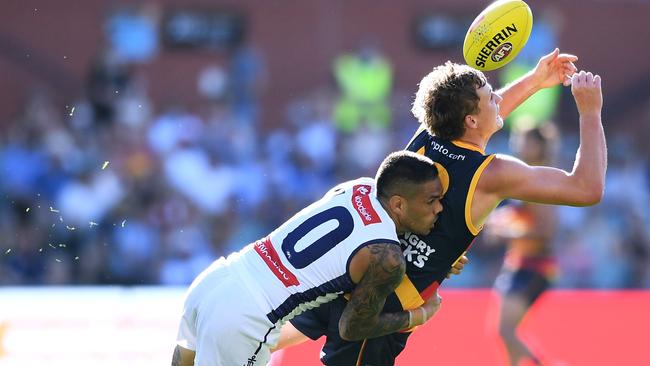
[323,177,389,220]
[405,125,431,150]
[479,153,529,191]
[326,177,376,196]
[350,176,376,188]
[486,154,528,174]
[338,178,400,236]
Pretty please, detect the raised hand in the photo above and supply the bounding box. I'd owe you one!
[533,48,578,88]
[571,70,603,117]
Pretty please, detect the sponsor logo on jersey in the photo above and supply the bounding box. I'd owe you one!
[431,140,466,161]
[351,184,381,225]
[400,232,436,268]
[254,237,300,287]
[244,355,257,366]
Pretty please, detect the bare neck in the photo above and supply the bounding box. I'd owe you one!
[456,131,490,152]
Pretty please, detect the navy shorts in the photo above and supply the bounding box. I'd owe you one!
[290,296,410,366]
[494,267,551,305]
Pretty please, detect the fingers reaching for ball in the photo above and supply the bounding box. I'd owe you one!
[571,70,601,87]
[571,70,603,116]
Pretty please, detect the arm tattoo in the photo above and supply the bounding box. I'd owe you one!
[339,243,408,341]
[171,346,182,366]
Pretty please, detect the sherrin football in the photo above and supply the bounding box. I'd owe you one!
[463,0,533,71]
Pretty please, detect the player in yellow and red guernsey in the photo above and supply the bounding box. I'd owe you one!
[486,123,560,366]
[277,49,607,365]
[172,151,446,366]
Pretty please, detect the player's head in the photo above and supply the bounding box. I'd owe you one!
[510,122,559,165]
[375,151,443,236]
[411,62,503,140]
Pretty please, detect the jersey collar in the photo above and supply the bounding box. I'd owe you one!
[451,140,486,155]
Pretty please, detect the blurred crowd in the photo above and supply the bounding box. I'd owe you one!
[1,20,649,290]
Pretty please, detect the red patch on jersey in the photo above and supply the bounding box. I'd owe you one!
[420,281,440,301]
[351,184,381,225]
[254,237,300,287]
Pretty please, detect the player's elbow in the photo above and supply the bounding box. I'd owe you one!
[566,174,605,206]
[338,316,378,342]
[573,184,605,206]
[582,178,605,205]
[339,327,355,342]
[585,187,605,206]
[338,322,362,342]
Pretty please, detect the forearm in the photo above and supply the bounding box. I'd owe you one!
[339,292,440,341]
[570,115,607,204]
[496,70,541,118]
[497,49,578,118]
[339,309,410,341]
[340,242,408,341]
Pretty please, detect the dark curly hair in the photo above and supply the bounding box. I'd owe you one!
[411,62,487,140]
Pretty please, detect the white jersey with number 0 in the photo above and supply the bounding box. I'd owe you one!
[231,177,400,325]
[176,177,400,365]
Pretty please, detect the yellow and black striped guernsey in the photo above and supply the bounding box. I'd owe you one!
[383,126,495,316]
[289,127,496,366]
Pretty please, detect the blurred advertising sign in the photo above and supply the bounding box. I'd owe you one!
[1,288,648,365]
[0,287,184,366]
[276,290,650,366]
[413,14,473,50]
[162,9,245,51]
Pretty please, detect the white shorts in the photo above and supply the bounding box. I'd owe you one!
[176,257,279,366]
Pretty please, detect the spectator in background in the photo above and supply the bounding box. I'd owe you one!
[332,43,393,133]
[623,212,650,287]
[227,35,267,126]
[86,47,132,127]
[333,44,394,177]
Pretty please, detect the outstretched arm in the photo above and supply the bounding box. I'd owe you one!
[497,48,578,118]
[480,70,606,207]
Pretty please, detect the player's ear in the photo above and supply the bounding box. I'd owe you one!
[388,195,406,216]
[464,115,478,129]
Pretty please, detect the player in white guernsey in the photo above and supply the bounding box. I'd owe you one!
[173,151,444,366]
